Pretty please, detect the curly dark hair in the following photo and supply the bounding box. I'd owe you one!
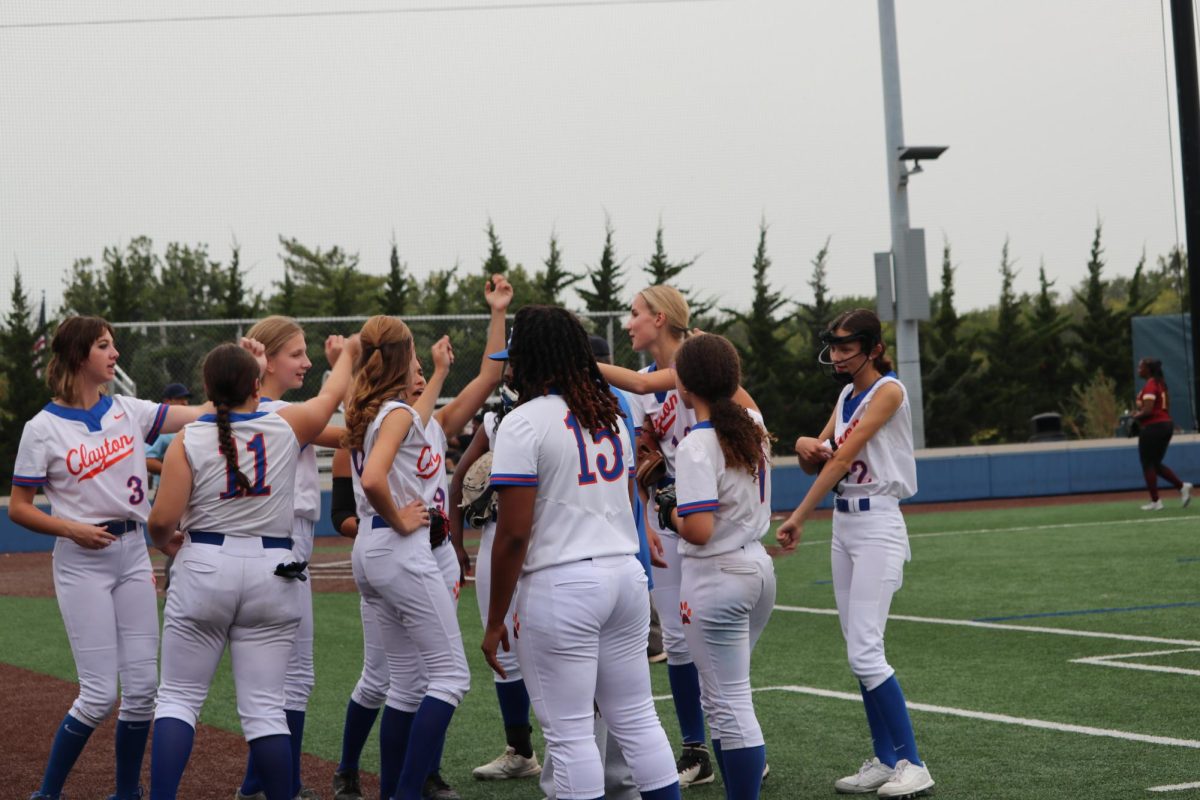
[507,305,621,434]
[202,343,261,495]
[674,334,771,477]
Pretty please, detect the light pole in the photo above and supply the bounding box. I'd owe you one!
[874,0,946,449]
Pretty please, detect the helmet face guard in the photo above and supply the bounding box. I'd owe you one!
[817,328,880,385]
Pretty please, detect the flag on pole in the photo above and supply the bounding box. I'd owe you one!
[32,291,47,377]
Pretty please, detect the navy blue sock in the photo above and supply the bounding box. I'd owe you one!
[286,709,306,796]
[720,744,765,800]
[711,738,727,796]
[868,675,922,767]
[248,733,293,800]
[640,782,682,800]
[338,699,381,771]
[379,706,415,800]
[428,731,447,779]
[39,713,95,797]
[396,697,456,800]
[239,750,262,796]
[495,679,531,728]
[149,717,195,800]
[859,681,898,767]
[113,719,151,799]
[666,662,706,745]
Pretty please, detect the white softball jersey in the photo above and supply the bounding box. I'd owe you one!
[490,394,638,573]
[180,411,299,537]
[426,416,451,515]
[628,364,697,478]
[349,400,443,523]
[13,395,168,524]
[674,410,772,557]
[259,398,320,522]
[832,375,917,500]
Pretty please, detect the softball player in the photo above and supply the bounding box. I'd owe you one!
[481,304,681,800]
[1134,357,1192,510]
[237,316,346,800]
[777,308,935,798]
[670,334,775,800]
[145,334,355,800]
[9,316,211,800]
[334,277,509,800]
[597,286,760,788]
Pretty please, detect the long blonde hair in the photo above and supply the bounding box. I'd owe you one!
[246,315,304,358]
[638,284,690,340]
[47,316,115,404]
[342,316,415,450]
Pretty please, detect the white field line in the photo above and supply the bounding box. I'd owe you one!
[1071,648,1200,678]
[772,606,1200,647]
[652,685,1200,750]
[309,559,352,569]
[1148,781,1200,792]
[796,514,1194,547]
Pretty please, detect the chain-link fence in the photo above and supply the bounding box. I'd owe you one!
[110,311,642,403]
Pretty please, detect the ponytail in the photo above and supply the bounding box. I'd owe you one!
[709,396,770,477]
[216,403,252,495]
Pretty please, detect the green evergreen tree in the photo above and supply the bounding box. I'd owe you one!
[579,218,627,313]
[1025,262,1073,418]
[275,236,383,316]
[61,257,105,317]
[791,237,841,441]
[643,222,711,318]
[157,242,228,320]
[981,238,1034,442]
[922,240,977,445]
[274,266,298,316]
[419,266,459,316]
[1072,222,1129,399]
[532,232,580,307]
[0,270,52,485]
[483,220,510,276]
[222,242,262,319]
[726,221,790,448]
[380,235,414,316]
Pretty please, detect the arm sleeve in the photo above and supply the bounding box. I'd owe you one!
[674,438,719,517]
[331,476,357,532]
[12,418,49,488]
[125,397,169,444]
[490,413,540,487]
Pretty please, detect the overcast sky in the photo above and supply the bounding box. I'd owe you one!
[0,0,1191,320]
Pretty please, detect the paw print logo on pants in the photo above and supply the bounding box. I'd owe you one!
[512,612,520,637]
[453,581,461,601]
[680,601,693,625]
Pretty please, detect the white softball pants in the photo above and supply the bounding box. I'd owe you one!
[649,529,691,666]
[351,524,469,712]
[473,523,522,683]
[516,555,678,800]
[155,534,303,740]
[830,500,909,692]
[679,541,776,750]
[52,526,159,726]
[284,517,316,712]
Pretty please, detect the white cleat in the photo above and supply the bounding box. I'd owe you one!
[1182,482,1193,508]
[833,757,895,794]
[876,759,934,799]
[471,746,541,781]
[1142,500,1165,511]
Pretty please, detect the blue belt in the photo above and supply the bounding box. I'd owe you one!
[371,515,448,547]
[103,520,140,536]
[189,530,293,549]
[834,497,871,513]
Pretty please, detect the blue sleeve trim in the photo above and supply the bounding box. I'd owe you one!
[145,403,169,443]
[491,473,539,487]
[12,474,47,487]
[677,499,719,516]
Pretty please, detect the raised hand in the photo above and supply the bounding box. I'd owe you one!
[431,335,454,373]
[486,273,514,312]
[324,335,346,367]
[239,337,268,377]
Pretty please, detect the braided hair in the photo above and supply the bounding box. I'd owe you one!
[202,343,262,495]
[674,334,772,477]
[507,305,621,434]
[342,315,415,450]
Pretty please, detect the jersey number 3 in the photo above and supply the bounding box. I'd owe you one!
[564,413,625,485]
[220,433,272,499]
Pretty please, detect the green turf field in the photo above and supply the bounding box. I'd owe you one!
[3,498,1198,799]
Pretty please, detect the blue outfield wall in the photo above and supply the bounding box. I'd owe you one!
[3,436,1198,554]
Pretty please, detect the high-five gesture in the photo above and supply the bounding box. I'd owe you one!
[485,273,513,313]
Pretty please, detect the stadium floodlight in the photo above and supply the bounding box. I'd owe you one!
[897,146,947,181]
